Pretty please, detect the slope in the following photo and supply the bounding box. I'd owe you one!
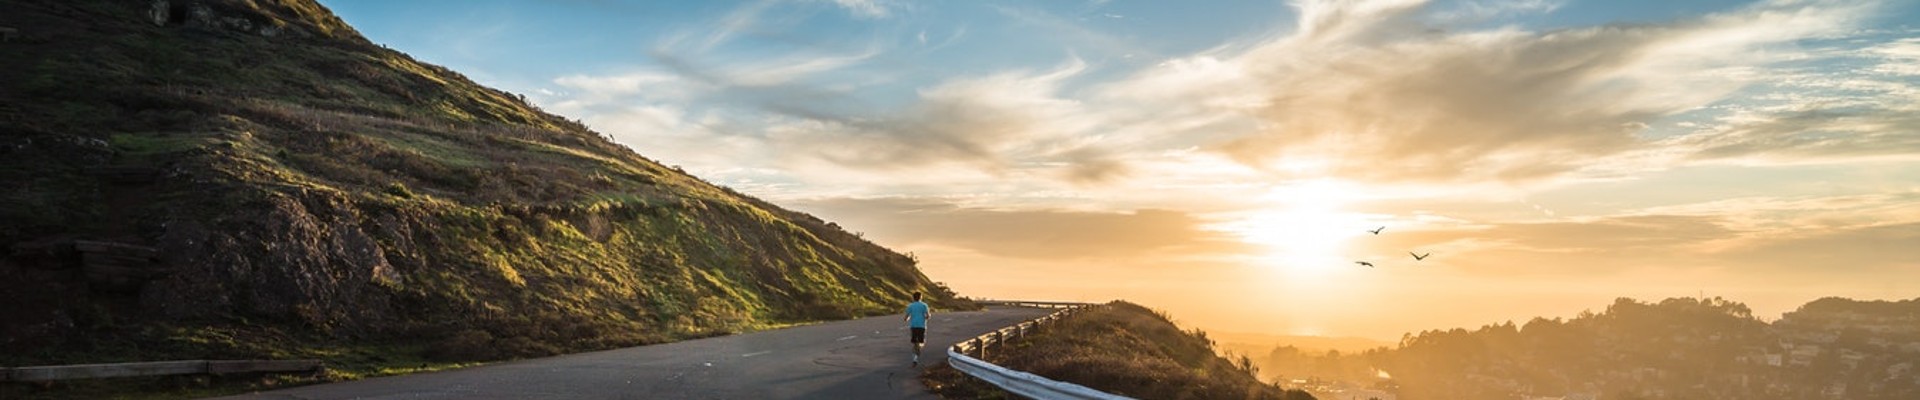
[0,0,968,371]
[925,302,1317,400]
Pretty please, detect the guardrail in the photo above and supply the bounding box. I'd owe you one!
[948,301,1133,400]
[0,359,322,382]
[973,300,1089,309]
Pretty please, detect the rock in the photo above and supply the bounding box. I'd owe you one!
[187,3,215,29]
[148,0,170,26]
[145,1,303,39]
[219,16,253,32]
[67,240,169,293]
[139,193,404,334]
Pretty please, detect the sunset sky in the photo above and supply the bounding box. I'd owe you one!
[324,0,1920,341]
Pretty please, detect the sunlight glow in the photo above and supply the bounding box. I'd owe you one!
[1217,179,1374,275]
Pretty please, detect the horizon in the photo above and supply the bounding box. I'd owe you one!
[321,0,1920,342]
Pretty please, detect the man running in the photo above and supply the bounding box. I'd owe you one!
[905,291,931,367]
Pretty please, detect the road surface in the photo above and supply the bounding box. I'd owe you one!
[215,306,1053,400]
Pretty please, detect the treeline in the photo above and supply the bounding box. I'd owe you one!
[1261,297,1920,400]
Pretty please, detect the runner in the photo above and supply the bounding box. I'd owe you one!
[905,291,931,367]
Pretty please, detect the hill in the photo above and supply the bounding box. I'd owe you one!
[1213,331,1393,357]
[926,301,1317,400]
[1257,296,1920,400]
[0,0,967,379]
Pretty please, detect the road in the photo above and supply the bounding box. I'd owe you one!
[215,306,1053,400]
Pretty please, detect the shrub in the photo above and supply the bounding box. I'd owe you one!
[949,302,1317,400]
[383,182,414,199]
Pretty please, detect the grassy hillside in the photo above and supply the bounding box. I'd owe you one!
[0,0,970,389]
[925,302,1316,400]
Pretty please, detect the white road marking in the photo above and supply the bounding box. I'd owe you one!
[741,351,772,358]
[837,335,859,341]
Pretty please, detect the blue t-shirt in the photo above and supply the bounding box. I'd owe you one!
[906,301,930,328]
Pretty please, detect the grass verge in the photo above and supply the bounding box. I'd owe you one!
[923,301,1317,400]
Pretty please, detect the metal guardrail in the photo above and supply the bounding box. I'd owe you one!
[973,300,1091,309]
[0,359,322,382]
[948,301,1133,400]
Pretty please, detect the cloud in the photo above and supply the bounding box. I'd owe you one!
[1652,34,1920,164]
[825,0,895,19]
[1343,190,1920,277]
[1723,221,1920,274]
[536,0,1909,211]
[1098,0,1884,184]
[1868,38,1920,76]
[1670,108,1920,162]
[551,70,701,104]
[1480,215,1736,253]
[684,0,780,52]
[761,58,1131,184]
[1628,191,1920,235]
[992,5,1155,60]
[793,197,1254,260]
[1431,0,1564,22]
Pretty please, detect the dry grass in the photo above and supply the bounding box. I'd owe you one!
[926,302,1316,400]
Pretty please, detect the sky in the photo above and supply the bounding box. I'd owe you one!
[322,0,1920,342]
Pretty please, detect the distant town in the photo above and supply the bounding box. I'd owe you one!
[1250,297,1920,400]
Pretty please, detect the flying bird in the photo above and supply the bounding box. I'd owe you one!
[1367,226,1385,235]
[1355,261,1374,268]
[1410,252,1430,261]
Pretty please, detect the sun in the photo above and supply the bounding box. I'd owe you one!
[1220,180,1372,274]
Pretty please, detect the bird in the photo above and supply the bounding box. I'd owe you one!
[1367,226,1385,235]
[1410,252,1430,261]
[1355,261,1374,268]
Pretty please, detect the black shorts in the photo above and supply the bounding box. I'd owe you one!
[910,327,926,344]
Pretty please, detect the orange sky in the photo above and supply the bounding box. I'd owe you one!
[754,0,1920,340]
[795,186,1918,341]
[330,0,1920,341]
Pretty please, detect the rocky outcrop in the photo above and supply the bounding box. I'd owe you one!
[145,0,368,41]
[143,191,404,333]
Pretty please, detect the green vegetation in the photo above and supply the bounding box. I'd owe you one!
[925,302,1316,400]
[1,0,972,397]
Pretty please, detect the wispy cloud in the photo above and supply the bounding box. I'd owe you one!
[793,197,1253,260]
[992,4,1156,60]
[823,0,896,19]
[550,0,1908,198]
[1653,33,1920,165]
[1101,0,1888,184]
[1431,0,1564,22]
[766,59,1098,173]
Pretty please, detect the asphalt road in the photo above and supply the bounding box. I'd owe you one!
[214,306,1054,400]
